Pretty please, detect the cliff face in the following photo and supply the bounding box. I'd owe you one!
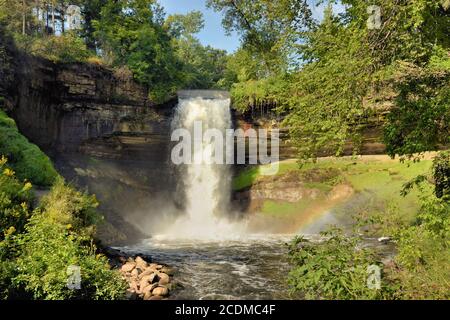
[2,49,179,244]
[5,52,167,152]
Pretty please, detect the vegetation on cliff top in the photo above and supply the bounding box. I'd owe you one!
[210,0,450,160]
[0,0,234,103]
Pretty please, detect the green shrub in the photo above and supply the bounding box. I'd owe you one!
[11,179,127,300]
[389,181,450,299]
[0,110,58,186]
[13,212,126,300]
[0,157,34,299]
[38,179,101,235]
[391,223,450,299]
[287,228,393,300]
[0,156,33,238]
[15,33,92,64]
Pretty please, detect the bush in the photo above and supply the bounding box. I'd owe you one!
[287,228,393,300]
[389,180,450,299]
[391,223,450,299]
[11,179,127,300]
[0,156,33,238]
[0,157,34,299]
[13,213,126,300]
[38,179,101,235]
[23,33,92,64]
[0,110,58,186]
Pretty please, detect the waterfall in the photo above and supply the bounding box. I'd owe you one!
[160,91,244,240]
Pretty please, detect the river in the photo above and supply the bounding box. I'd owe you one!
[118,235,295,300]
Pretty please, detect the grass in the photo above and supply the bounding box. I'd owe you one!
[262,199,313,217]
[232,166,259,190]
[234,157,433,220]
[0,110,58,186]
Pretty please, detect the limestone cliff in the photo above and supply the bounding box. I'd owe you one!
[1,43,178,244]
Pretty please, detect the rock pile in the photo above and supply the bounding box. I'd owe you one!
[120,256,175,300]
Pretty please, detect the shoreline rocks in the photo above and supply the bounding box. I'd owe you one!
[120,256,174,300]
[103,247,175,300]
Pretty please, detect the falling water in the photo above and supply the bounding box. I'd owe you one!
[160,92,245,239]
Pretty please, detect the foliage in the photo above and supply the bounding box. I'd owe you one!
[347,152,450,299]
[433,152,450,199]
[37,178,101,234]
[165,10,204,38]
[80,0,109,51]
[172,35,229,90]
[0,131,126,299]
[21,33,93,63]
[0,156,33,241]
[223,0,450,160]
[0,110,58,186]
[13,211,127,300]
[93,0,183,102]
[0,179,127,300]
[384,63,450,158]
[231,73,290,112]
[287,228,391,300]
[207,0,313,75]
[0,156,33,299]
[389,183,450,299]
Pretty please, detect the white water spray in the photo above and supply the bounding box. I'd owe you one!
[160,94,245,240]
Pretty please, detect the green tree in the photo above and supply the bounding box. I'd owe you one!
[93,0,182,102]
[276,0,450,159]
[207,0,313,76]
[79,0,108,50]
[165,10,204,38]
[165,11,230,90]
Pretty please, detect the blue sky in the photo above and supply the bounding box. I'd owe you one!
[158,0,345,53]
[159,0,241,53]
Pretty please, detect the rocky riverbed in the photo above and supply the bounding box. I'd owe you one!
[105,248,176,300]
[120,256,175,300]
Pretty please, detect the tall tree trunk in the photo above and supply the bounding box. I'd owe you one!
[46,3,49,32]
[22,0,26,35]
[61,8,65,33]
[36,0,41,34]
[51,1,55,34]
[41,1,46,32]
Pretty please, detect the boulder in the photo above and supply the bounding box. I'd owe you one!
[125,289,138,300]
[158,272,170,285]
[148,263,159,271]
[149,295,163,300]
[140,274,157,289]
[121,262,136,273]
[160,267,175,276]
[135,256,148,270]
[131,268,139,278]
[139,268,154,278]
[129,279,139,292]
[152,286,169,297]
[143,291,152,300]
[142,283,158,296]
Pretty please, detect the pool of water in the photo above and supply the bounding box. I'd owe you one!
[117,233,395,300]
[118,234,298,300]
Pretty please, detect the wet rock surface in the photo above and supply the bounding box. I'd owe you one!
[105,247,175,300]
